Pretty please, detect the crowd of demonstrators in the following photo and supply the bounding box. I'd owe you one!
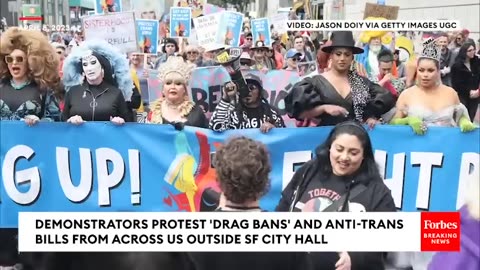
[1,11,480,269]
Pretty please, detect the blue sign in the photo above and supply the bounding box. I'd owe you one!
[251,18,272,46]
[135,19,160,54]
[217,11,244,47]
[170,7,192,38]
[1,122,479,227]
[94,0,122,14]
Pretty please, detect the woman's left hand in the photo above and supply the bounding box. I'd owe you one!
[335,251,351,270]
[365,117,382,129]
[110,116,125,125]
[260,122,275,133]
[24,115,40,126]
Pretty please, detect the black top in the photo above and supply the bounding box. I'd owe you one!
[0,81,41,120]
[62,82,132,122]
[284,75,395,126]
[276,160,396,270]
[162,104,209,129]
[451,56,480,98]
[186,209,313,270]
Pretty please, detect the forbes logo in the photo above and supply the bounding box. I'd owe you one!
[423,220,458,230]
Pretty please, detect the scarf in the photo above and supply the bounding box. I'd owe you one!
[347,70,370,122]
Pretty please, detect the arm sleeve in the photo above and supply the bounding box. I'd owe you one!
[114,92,133,122]
[61,89,71,122]
[189,105,209,128]
[208,99,238,131]
[275,162,310,212]
[451,64,470,96]
[363,79,396,120]
[284,77,324,120]
[128,86,142,110]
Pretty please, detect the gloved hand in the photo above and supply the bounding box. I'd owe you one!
[459,116,476,133]
[391,116,426,135]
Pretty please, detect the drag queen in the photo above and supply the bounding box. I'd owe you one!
[391,38,476,135]
[147,56,208,128]
[62,40,133,124]
[0,27,62,124]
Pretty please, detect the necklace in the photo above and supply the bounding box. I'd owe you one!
[10,79,31,90]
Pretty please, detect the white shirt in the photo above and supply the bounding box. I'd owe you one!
[368,50,380,77]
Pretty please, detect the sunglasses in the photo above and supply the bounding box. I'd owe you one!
[290,57,299,61]
[5,55,25,64]
[187,51,198,54]
[165,79,184,85]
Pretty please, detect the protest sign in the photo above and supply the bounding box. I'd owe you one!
[270,13,289,34]
[132,0,164,20]
[364,3,399,20]
[297,61,318,77]
[83,12,138,53]
[135,19,159,54]
[193,13,221,48]
[170,7,192,38]
[217,11,244,47]
[251,18,272,46]
[174,0,205,17]
[204,3,225,15]
[94,0,122,14]
[147,67,299,126]
[1,122,478,227]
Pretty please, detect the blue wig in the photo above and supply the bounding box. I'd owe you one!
[62,39,133,101]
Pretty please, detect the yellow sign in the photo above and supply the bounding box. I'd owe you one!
[216,51,229,63]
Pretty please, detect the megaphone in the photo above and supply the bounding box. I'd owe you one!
[213,47,250,100]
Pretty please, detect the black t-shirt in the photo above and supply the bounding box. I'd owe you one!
[293,175,350,212]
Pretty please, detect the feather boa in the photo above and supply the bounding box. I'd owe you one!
[62,39,133,101]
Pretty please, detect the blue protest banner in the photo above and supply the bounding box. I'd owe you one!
[135,19,160,54]
[217,11,244,47]
[1,122,478,227]
[251,18,272,46]
[170,7,192,38]
[94,0,122,14]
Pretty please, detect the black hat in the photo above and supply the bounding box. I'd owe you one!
[321,31,364,54]
[244,73,263,90]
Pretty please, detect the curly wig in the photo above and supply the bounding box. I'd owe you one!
[213,136,271,204]
[62,39,133,101]
[0,27,60,90]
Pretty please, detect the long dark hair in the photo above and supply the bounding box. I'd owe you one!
[314,121,381,184]
[455,42,477,64]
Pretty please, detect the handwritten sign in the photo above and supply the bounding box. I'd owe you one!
[270,13,289,34]
[170,7,192,38]
[83,12,138,53]
[364,3,399,20]
[193,13,221,47]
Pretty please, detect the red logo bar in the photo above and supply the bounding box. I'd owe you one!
[421,212,461,252]
[19,17,43,21]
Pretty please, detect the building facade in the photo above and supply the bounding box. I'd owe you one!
[2,0,70,27]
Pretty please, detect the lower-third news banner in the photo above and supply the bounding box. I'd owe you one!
[18,212,460,252]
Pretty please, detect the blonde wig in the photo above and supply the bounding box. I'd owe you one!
[0,27,60,90]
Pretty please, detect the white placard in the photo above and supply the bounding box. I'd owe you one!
[192,13,221,47]
[82,11,138,53]
[270,13,289,34]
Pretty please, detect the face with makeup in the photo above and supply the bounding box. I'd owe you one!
[6,49,28,81]
[163,72,187,104]
[82,54,103,84]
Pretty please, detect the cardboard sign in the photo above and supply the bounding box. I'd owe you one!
[364,3,399,20]
[83,12,138,53]
[193,13,221,48]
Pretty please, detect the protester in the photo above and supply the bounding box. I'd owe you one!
[276,121,396,270]
[62,40,133,124]
[451,42,480,120]
[393,49,406,81]
[128,52,147,112]
[251,40,275,71]
[0,27,62,123]
[183,45,202,66]
[187,136,313,270]
[240,51,255,70]
[284,49,301,71]
[437,33,454,86]
[0,26,62,270]
[147,56,207,129]
[209,73,285,132]
[284,31,395,127]
[154,38,179,68]
[391,38,476,136]
[292,35,314,62]
[371,49,405,99]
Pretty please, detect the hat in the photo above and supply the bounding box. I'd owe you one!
[321,31,364,54]
[286,49,302,59]
[240,51,255,65]
[244,73,263,89]
[162,38,179,53]
[252,40,269,50]
[203,43,225,52]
